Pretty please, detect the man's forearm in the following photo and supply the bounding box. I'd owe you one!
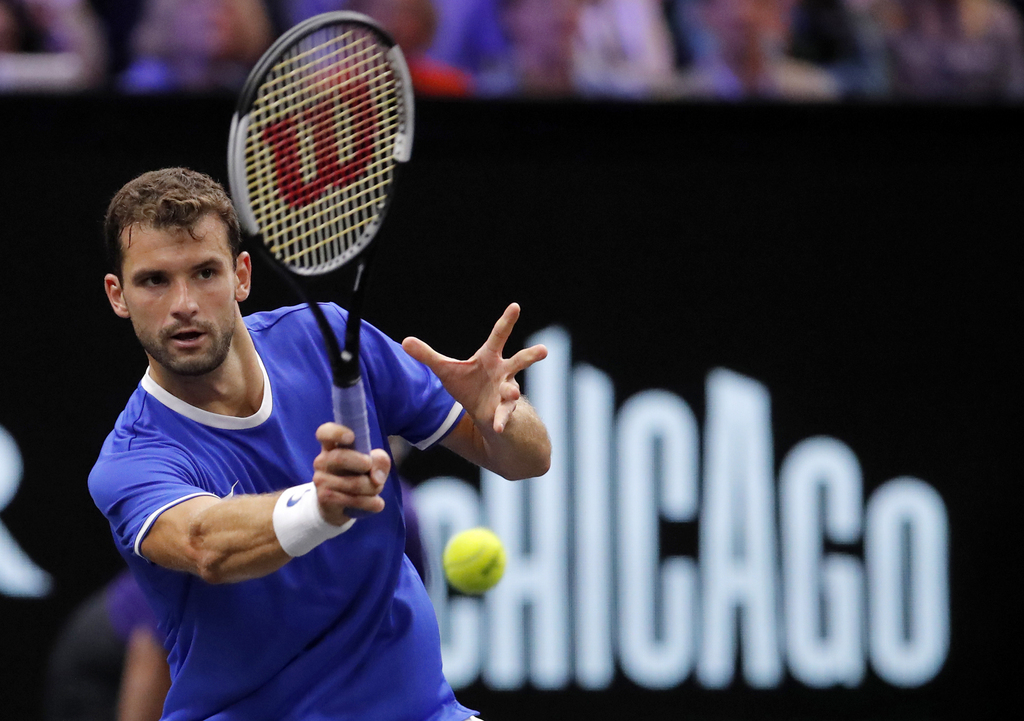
[446,399,552,480]
[143,428,388,583]
[187,494,293,583]
[143,494,291,584]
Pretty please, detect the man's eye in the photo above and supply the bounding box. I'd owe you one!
[198,268,216,279]
[142,276,165,287]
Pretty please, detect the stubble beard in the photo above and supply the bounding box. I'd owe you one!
[137,319,235,377]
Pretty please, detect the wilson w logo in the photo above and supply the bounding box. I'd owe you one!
[262,82,377,209]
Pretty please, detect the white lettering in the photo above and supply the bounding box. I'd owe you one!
[780,437,865,687]
[414,476,482,688]
[0,424,52,598]
[698,370,782,688]
[617,390,698,688]
[572,364,615,689]
[419,328,951,694]
[485,328,570,690]
[866,478,949,686]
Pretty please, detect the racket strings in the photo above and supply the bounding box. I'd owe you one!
[272,167,394,262]
[257,35,385,116]
[250,38,395,249]
[252,113,400,250]
[248,95,398,232]
[243,24,403,275]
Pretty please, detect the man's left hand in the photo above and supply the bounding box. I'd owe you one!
[401,303,547,435]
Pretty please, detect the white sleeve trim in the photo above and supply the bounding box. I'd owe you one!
[413,402,464,450]
[133,492,220,559]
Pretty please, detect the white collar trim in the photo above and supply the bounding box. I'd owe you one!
[140,352,273,429]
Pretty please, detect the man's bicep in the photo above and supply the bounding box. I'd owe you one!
[139,496,220,572]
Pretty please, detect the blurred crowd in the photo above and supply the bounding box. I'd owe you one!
[3,0,1024,101]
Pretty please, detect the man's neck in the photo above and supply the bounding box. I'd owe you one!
[147,322,264,418]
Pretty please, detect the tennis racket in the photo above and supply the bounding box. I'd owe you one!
[227,12,414,514]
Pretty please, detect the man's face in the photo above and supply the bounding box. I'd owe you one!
[104,214,251,377]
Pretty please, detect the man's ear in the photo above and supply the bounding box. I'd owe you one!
[105,274,131,318]
[235,252,252,302]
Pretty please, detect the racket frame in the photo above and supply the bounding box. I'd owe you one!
[226,11,414,470]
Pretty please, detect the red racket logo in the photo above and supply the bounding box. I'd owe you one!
[262,80,377,209]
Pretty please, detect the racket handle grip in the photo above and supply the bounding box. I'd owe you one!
[332,379,372,454]
[332,380,374,519]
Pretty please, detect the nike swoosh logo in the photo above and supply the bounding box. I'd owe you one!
[286,488,312,507]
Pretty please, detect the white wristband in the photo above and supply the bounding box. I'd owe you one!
[273,482,355,557]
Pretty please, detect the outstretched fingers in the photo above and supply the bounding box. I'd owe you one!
[484,303,521,354]
[500,380,521,403]
[494,399,517,433]
[402,336,456,373]
[507,343,548,376]
[492,380,521,433]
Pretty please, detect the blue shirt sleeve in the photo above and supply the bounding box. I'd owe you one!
[89,445,218,560]
[323,305,464,449]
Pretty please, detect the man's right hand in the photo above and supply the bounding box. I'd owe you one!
[313,422,391,524]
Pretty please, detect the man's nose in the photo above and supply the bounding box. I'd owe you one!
[170,280,200,316]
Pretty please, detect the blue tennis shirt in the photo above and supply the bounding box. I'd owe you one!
[89,304,474,721]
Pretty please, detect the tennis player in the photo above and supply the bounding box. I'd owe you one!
[89,168,551,721]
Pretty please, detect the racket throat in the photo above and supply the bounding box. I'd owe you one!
[333,254,371,387]
[335,346,362,388]
[300,291,360,389]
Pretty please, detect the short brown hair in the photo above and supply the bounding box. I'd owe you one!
[104,168,242,277]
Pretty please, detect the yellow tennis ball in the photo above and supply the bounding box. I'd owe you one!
[442,527,506,594]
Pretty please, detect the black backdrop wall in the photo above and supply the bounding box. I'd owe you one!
[0,96,1020,721]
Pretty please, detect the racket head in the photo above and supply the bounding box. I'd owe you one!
[228,12,414,277]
